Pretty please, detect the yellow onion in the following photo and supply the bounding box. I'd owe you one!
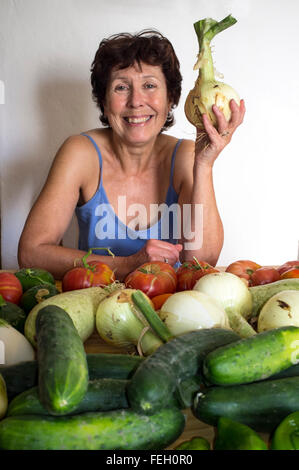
[95,289,163,356]
[185,15,240,130]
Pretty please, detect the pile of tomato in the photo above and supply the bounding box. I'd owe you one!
[1,257,298,312]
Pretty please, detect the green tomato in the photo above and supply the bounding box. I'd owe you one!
[15,268,55,292]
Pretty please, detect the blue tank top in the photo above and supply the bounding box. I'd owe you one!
[75,134,182,257]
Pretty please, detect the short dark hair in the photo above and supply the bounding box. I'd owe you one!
[90,29,182,131]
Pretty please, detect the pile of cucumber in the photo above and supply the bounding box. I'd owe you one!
[0,304,186,450]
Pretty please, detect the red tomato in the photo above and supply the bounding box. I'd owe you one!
[225,260,262,286]
[124,261,177,298]
[251,267,280,286]
[176,259,219,291]
[277,261,299,275]
[151,293,173,310]
[0,272,23,304]
[62,262,115,292]
[280,268,299,279]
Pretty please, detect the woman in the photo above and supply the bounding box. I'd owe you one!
[18,30,245,280]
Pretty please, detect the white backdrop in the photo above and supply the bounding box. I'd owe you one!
[1,0,299,269]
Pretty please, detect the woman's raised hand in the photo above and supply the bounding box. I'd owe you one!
[195,99,246,167]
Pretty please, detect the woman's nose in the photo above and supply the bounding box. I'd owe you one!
[127,86,144,108]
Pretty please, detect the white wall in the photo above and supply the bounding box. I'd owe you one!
[1,0,299,269]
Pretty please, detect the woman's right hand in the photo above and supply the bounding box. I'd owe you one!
[131,239,183,269]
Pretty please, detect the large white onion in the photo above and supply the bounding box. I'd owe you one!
[258,290,299,332]
[193,272,255,338]
[0,320,35,366]
[159,290,230,336]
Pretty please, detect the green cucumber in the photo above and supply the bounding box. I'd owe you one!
[7,378,129,416]
[193,376,299,433]
[0,296,26,333]
[127,328,240,415]
[249,278,299,319]
[271,411,299,450]
[86,353,143,379]
[0,407,185,450]
[203,326,299,386]
[270,362,299,380]
[20,283,59,314]
[214,417,268,450]
[0,353,143,401]
[36,305,89,415]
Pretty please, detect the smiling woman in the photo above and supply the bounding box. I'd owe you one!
[17,29,245,281]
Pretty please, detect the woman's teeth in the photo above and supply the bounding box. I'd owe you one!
[125,116,152,123]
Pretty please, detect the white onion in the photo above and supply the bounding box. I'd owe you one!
[258,290,299,332]
[193,272,256,338]
[0,320,35,367]
[96,289,163,355]
[159,290,230,336]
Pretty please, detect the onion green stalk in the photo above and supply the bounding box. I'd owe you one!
[131,290,174,343]
[185,15,240,131]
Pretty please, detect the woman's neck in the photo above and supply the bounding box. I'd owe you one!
[109,131,163,175]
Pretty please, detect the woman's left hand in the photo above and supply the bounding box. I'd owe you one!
[195,99,246,167]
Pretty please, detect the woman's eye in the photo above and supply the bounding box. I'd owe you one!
[144,83,156,89]
[114,84,129,92]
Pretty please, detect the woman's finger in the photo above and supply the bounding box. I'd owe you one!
[229,98,246,128]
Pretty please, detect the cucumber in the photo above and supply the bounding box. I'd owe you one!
[193,376,299,433]
[7,378,129,416]
[249,278,299,319]
[203,326,299,386]
[20,283,59,314]
[0,407,185,450]
[270,362,299,380]
[0,353,143,401]
[36,305,89,415]
[86,353,143,379]
[127,328,240,415]
[213,417,268,450]
[271,411,299,450]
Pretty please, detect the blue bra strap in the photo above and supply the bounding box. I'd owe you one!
[170,139,182,186]
[81,133,103,171]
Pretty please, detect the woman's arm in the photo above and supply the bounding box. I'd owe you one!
[177,99,246,266]
[17,136,140,280]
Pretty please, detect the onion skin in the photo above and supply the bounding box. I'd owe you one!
[185,80,240,130]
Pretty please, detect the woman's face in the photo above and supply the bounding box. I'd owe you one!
[104,62,171,145]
